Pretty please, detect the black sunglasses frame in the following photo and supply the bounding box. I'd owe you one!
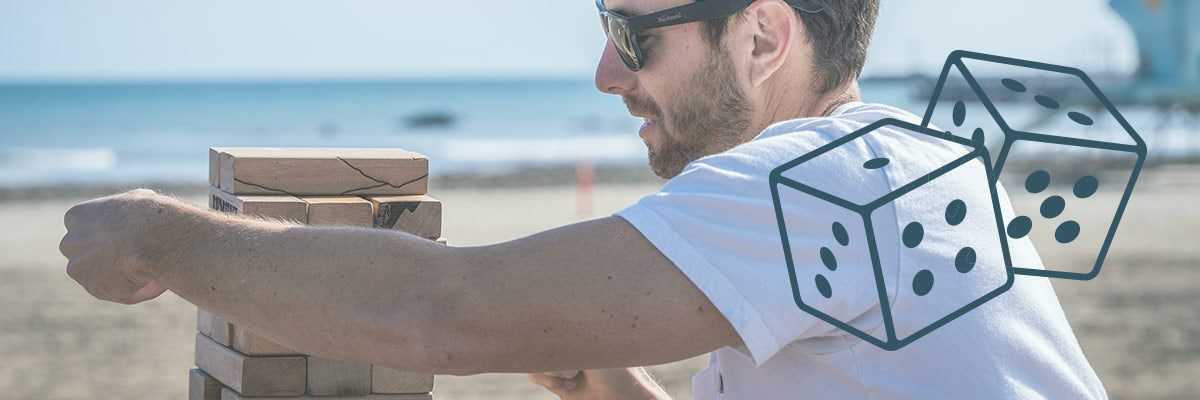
[598,0,824,71]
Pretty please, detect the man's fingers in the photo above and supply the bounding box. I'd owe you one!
[63,197,105,230]
[66,250,155,304]
[59,231,76,259]
[64,249,97,285]
[527,373,557,388]
[63,203,76,230]
[548,370,581,379]
[125,280,168,304]
[527,373,579,392]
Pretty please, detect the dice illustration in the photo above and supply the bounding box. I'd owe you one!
[921,50,1147,280]
[770,118,1014,351]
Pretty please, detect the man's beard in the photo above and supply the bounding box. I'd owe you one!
[624,50,753,179]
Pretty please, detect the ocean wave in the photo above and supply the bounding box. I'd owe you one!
[440,135,646,163]
[0,147,118,171]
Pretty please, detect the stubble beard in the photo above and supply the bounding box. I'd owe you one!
[625,49,753,179]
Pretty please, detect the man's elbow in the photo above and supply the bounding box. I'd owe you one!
[374,245,555,376]
[378,296,494,376]
[370,264,493,376]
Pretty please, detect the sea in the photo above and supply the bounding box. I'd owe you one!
[0,79,1188,187]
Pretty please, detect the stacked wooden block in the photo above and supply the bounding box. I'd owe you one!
[192,147,442,400]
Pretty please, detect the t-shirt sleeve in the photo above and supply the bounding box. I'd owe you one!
[614,146,851,365]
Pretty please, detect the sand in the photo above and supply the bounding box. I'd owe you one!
[1,164,1198,399]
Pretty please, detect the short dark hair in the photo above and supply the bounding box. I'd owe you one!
[699,0,880,94]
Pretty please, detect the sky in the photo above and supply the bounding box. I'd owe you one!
[0,0,1138,82]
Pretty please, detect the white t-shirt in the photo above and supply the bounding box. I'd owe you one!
[615,102,1106,399]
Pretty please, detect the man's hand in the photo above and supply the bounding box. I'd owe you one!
[60,189,174,304]
[527,368,672,400]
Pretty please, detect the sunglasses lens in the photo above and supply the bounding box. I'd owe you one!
[601,14,641,70]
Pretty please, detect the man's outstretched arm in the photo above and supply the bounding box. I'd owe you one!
[61,190,738,375]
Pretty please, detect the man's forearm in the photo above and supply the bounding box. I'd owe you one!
[149,202,459,373]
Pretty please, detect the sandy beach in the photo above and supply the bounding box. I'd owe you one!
[2,163,1198,399]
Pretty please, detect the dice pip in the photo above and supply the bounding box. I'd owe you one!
[770,118,1014,350]
[921,50,1147,280]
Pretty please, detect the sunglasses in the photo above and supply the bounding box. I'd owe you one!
[598,0,824,71]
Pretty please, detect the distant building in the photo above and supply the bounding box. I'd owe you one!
[1109,0,1200,85]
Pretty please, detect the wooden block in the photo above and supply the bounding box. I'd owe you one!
[197,308,214,337]
[372,366,435,394]
[230,324,297,356]
[209,186,308,223]
[435,238,447,245]
[221,388,431,400]
[190,368,225,400]
[306,356,372,396]
[304,196,374,227]
[218,147,428,196]
[197,308,233,346]
[366,195,442,239]
[193,333,306,397]
[209,148,224,187]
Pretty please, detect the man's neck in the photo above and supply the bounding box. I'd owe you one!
[746,81,862,143]
[811,82,862,117]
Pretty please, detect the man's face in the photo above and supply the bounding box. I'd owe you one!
[595,0,754,179]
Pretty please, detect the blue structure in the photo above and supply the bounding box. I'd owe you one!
[1109,0,1200,105]
[1110,0,1199,85]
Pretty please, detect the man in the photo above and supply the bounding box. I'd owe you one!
[60,0,1106,398]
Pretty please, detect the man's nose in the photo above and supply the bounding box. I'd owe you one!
[595,40,636,95]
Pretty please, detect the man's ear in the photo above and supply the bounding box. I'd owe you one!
[744,0,797,87]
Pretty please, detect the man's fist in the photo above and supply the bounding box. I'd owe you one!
[61,189,177,304]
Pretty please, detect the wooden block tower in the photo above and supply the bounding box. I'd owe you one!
[192,147,442,400]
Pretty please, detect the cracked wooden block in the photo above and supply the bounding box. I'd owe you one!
[216,147,429,196]
[373,366,435,394]
[304,196,374,227]
[307,357,372,396]
[209,186,308,224]
[366,195,442,239]
[194,333,306,397]
[190,368,225,400]
[221,388,432,400]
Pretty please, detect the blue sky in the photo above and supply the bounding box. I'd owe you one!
[0,0,1137,82]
